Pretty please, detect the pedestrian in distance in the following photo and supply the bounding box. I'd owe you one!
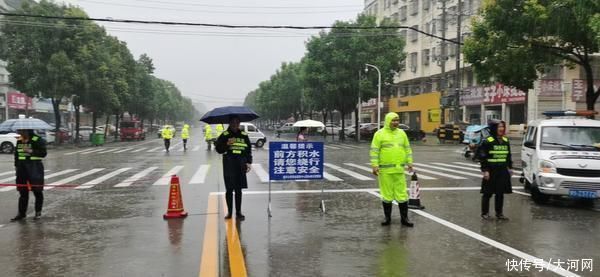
[296,127,308,142]
[215,116,252,221]
[162,126,173,152]
[370,112,414,227]
[479,119,513,221]
[216,124,225,138]
[181,124,190,151]
[204,124,214,151]
[11,129,47,221]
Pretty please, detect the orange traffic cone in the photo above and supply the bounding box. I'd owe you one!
[163,175,188,219]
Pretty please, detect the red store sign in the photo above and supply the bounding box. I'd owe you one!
[572,79,600,103]
[7,91,33,110]
[460,83,526,106]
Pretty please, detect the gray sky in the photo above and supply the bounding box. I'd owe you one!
[62,0,364,109]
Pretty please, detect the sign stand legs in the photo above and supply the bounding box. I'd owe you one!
[319,182,326,213]
[268,180,272,217]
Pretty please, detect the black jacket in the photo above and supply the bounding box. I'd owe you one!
[14,134,47,166]
[479,135,512,194]
[216,128,253,190]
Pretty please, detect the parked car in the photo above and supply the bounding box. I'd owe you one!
[276,122,295,134]
[320,123,342,136]
[352,123,425,141]
[240,122,267,148]
[96,124,117,135]
[399,124,427,141]
[342,123,371,137]
[75,126,95,141]
[0,132,19,153]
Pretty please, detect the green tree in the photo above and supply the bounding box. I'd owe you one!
[463,0,600,111]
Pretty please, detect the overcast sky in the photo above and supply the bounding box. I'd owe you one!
[61,0,364,110]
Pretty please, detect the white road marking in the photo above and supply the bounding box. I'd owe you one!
[367,191,578,277]
[0,171,14,177]
[433,163,482,172]
[324,163,373,181]
[96,148,122,154]
[147,146,163,152]
[64,149,96,156]
[411,167,467,180]
[343,163,438,180]
[209,186,526,195]
[130,147,147,153]
[115,166,158,188]
[114,167,158,187]
[192,146,201,151]
[413,163,482,178]
[323,172,343,181]
[46,168,105,189]
[0,170,50,192]
[252,164,270,183]
[453,162,480,168]
[189,165,211,184]
[512,190,531,197]
[152,166,185,186]
[325,145,341,150]
[76,168,131,189]
[114,147,134,153]
[80,148,106,155]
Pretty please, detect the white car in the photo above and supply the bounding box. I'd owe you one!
[240,122,267,148]
[0,132,19,153]
[521,110,600,203]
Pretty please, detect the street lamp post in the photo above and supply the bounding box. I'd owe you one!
[365,63,382,130]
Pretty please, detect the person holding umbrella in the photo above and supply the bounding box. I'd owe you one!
[296,127,308,142]
[202,106,259,220]
[9,117,50,221]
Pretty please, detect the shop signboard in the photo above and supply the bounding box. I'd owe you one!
[572,79,600,103]
[7,91,33,110]
[460,84,526,106]
[538,79,563,97]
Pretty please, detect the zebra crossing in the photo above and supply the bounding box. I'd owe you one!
[0,161,500,193]
[63,143,365,156]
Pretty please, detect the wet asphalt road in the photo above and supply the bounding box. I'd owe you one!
[0,130,597,277]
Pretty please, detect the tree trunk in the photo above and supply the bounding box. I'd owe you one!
[330,110,335,140]
[75,105,81,144]
[583,60,598,114]
[92,112,97,135]
[51,98,61,133]
[355,106,360,142]
[340,109,346,141]
[104,115,110,139]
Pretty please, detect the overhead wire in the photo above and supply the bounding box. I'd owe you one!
[0,12,461,44]
[111,0,363,9]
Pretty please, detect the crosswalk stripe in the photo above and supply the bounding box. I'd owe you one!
[152,166,185,186]
[114,147,134,153]
[147,147,163,152]
[77,168,131,189]
[252,164,270,183]
[0,171,14,177]
[81,148,106,155]
[433,163,481,172]
[0,170,51,192]
[114,167,158,187]
[453,162,480,168]
[325,145,342,150]
[65,149,94,156]
[324,163,373,181]
[345,163,437,180]
[323,172,343,181]
[192,146,201,151]
[189,165,211,184]
[46,168,105,189]
[130,147,147,153]
[96,148,121,154]
[411,167,467,180]
[413,163,482,178]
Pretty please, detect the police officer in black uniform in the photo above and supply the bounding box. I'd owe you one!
[479,120,513,221]
[216,116,252,220]
[11,129,47,221]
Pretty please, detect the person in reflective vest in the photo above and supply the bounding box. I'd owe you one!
[181,124,190,151]
[479,120,513,220]
[162,126,173,152]
[216,124,224,137]
[204,124,214,151]
[215,116,252,220]
[370,112,414,227]
[11,129,47,221]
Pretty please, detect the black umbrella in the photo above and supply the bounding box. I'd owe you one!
[200,106,259,124]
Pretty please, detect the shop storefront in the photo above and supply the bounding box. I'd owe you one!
[388,92,441,133]
[460,83,527,129]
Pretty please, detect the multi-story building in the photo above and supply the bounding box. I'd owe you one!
[1,0,23,121]
[364,0,599,135]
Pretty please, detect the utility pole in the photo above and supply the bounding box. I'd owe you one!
[454,0,463,124]
[439,0,448,125]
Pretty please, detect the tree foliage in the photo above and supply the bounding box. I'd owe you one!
[463,0,600,110]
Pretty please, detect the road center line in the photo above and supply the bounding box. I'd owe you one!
[198,194,219,277]
[367,191,579,277]
[221,195,247,277]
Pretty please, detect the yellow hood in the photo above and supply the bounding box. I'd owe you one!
[384,112,399,130]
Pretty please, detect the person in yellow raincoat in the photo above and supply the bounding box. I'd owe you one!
[204,124,214,150]
[216,124,225,138]
[161,126,174,152]
[181,124,190,151]
[370,112,414,227]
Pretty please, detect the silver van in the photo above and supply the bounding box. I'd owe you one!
[240,122,267,148]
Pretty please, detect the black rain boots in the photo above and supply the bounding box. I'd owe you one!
[399,202,414,227]
[381,202,392,226]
